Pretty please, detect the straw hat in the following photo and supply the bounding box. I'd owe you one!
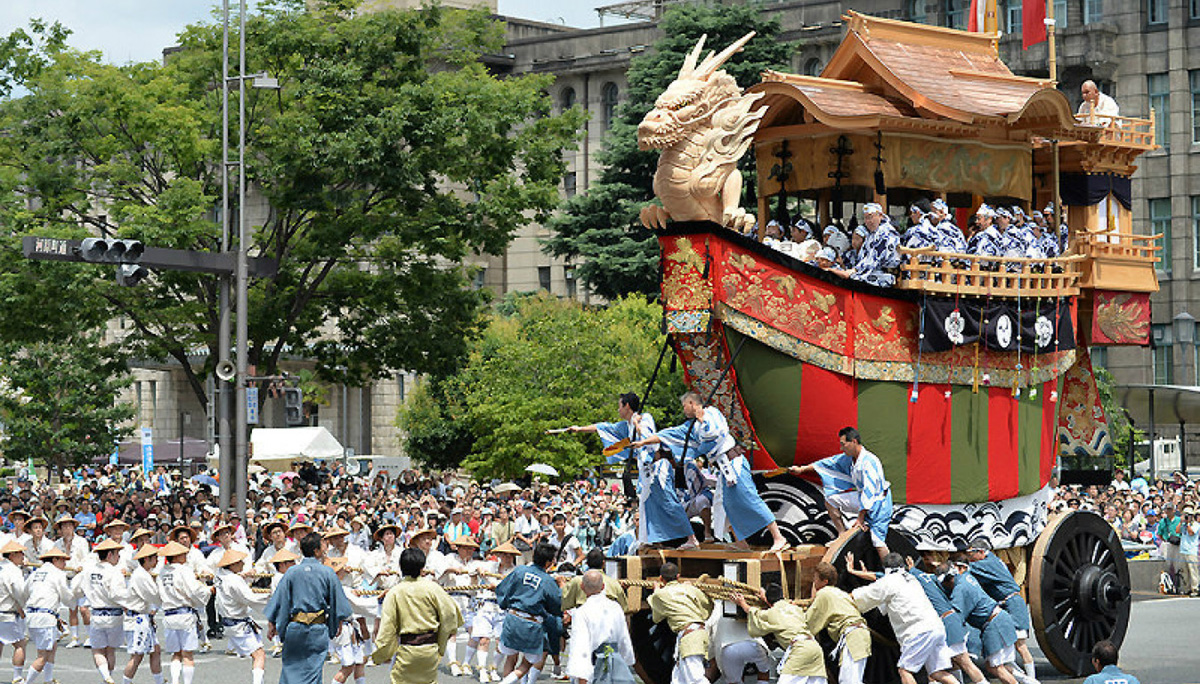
[158,541,190,558]
[492,541,522,556]
[212,523,234,537]
[104,519,130,532]
[373,523,401,541]
[452,536,479,549]
[38,547,68,562]
[262,520,287,537]
[0,541,25,556]
[270,548,299,564]
[134,545,160,561]
[130,528,153,542]
[169,525,193,542]
[324,556,348,573]
[288,521,312,536]
[53,514,78,529]
[216,550,248,568]
[8,510,28,521]
[322,526,349,539]
[26,514,48,528]
[406,528,436,547]
[93,538,124,554]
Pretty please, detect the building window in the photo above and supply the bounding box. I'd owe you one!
[1005,0,1022,33]
[471,267,486,290]
[1148,0,1168,25]
[1152,324,1174,384]
[1148,72,1170,148]
[1090,346,1108,369]
[1150,197,1172,272]
[1193,0,1200,20]
[1193,196,1200,270]
[908,0,926,22]
[803,58,822,76]
[944,0,967,29]
[565,265,577,299]
[1084,0,1103,23]
[560,87,576,112]
[538,266,552,292]
[1191,70,1200,143]
[601,82,619,130]
[1054,0,1068,28]
[564,172,577,198]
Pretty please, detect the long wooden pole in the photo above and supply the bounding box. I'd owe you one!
[1047,0,1064,250]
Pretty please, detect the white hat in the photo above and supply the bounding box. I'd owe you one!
[931,198,949,213]
[816,246,838,262]
[862,202,884,216]
[976,204,995,218]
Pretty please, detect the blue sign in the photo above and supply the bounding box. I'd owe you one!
[110,443,118,466]
[141,427,154,472]
[247,386,259,425]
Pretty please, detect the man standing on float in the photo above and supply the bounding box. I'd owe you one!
[635,391,787,551]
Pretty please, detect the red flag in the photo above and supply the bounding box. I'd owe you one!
[1023,0,1047,49]
[968,0,998,33]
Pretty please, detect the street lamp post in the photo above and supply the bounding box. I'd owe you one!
[1174,311,1196,477]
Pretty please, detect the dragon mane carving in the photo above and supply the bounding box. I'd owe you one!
[637,32,765,231]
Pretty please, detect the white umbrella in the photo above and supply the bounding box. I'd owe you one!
[525,463,559,477]
[493,482,521,494]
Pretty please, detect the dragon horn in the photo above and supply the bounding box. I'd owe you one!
[694,31,757,79]
[679,34,707,77]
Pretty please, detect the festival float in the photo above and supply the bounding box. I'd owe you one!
[613,12,1158,683]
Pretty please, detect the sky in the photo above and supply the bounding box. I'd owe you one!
[0,1,621,67]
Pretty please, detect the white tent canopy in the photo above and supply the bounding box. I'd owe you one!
[209,427,345,472]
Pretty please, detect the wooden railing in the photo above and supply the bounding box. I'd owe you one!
[1073,111,1156,148]
[1074,231,1162,264]
[897,247,1083,298]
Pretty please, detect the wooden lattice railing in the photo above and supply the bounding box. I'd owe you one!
[897,247,1084,298]
[1074,231,1162,264]
[1073,112,1156,148]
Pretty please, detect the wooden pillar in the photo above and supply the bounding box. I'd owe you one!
[818,188,831,227]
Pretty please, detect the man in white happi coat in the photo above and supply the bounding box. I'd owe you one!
[323,527,369,588]
[0,540,27,684]
[467,541,519,683]
[252,521,289,575]
[214,550,267,684]
[852,553,957,684]
[119,545,163,684]
[84,538,128,684]
[565,571,634,684]
[52,515,91,649]
[23,547,73,684]
[156,541,212,684]
[17,516,56,569]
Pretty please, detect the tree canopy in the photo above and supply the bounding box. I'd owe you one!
[542,2,795,300]
[397,294,687,478]
[0,0,584,416]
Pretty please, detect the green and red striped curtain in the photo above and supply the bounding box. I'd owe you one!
[727,327,1058,505]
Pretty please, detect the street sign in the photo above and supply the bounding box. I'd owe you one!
[247,386,259,424]
[141,427,154,472]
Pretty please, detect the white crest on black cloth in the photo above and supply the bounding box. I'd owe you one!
[945,310,965,345]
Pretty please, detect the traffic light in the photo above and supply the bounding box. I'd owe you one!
[283,387,304,426]
[78,237,148,286]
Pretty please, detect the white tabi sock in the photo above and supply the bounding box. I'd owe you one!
[465,644,478,668]
[123,677,134,684]
[477,647,490,670]
[94,663,108,681]
[181,664,195,684]
[152,672,163,684]
[42,664,53,683]
[525,665,541,684]
[13,665,23,681]
[169,660,182,684]
[1024,663,1037,680]
[498,671,521,684]
[70,625,79,639]
[355,678,366,684]
[24,667,42,684]
[252,667,265,684]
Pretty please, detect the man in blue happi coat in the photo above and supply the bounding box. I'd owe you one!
[265,533,353,684]
[571,392,698,547]
[832,203,900,287]
[791,427,893,559]
[966,539,1038,684]
[495,543,563,684]
[946,555,1023,684]
[635,392,787,551]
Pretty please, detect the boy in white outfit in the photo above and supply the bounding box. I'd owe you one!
[120,544,163,684]
[214,550,267,684]
[23,547,72,684]
[83,538,127,684]
[156,542,212,684]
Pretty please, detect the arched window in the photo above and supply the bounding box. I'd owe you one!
[560,87,576,112]
[803,58,823,77]
[908,0,927,23]
[601,82,619,130]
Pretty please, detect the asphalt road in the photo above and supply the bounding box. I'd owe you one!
[33,596,1192,683]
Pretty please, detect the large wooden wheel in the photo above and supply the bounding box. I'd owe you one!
[819,528,920,684]
[1029,511,1131,677]
[629,607,678,684]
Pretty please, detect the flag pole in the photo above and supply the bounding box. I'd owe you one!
[1046,0,1064,252]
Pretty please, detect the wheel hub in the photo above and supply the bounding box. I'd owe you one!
[1072,562,1129,621]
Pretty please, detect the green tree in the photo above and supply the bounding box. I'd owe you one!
[542,2,795,300]
[1095,365,1140,469]
[0,1,583,412]
[397,294,686,478]
[0,331,134,472]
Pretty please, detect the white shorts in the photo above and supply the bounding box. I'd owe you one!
[779,677,827,684]
[229,628,264,658]
[985,644,1017,669]
[0,619,25,645]
[497,641,542,663]
[838,651,867,684]
[89,625,125,650]
[1015,629,1028,640]
[671,654,707,684]
[333,639,364,666]
[685,492,713,518]
[160,627,199,654]
[470,608,502,640]
[947,639,968,657]
[27,626,56,652]
[124,615,157,655]
[897,630,951,675]
[718,640,770,679]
